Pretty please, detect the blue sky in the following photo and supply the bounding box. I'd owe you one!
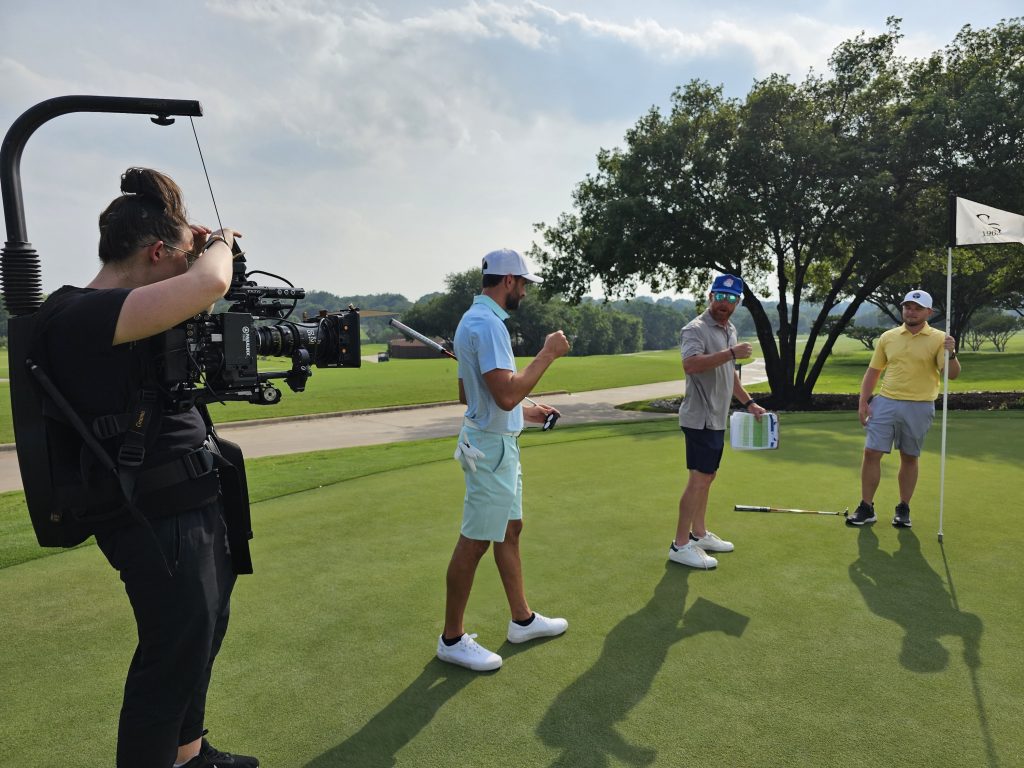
[1,1,1019,301]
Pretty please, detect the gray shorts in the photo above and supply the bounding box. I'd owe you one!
[864,395,935,456]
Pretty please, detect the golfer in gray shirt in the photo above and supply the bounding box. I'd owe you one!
[670,274,766,569]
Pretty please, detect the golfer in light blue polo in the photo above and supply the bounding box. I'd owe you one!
[436,248,571,672]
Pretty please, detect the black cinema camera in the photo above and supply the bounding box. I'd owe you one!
[158,244,361,409]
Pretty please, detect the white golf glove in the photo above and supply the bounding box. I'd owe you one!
[454,430,486,473]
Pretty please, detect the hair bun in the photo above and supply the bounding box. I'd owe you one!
[120,167,173,212]
[120,167,147,195]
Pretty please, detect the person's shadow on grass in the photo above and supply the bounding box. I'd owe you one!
[302,658,480,768]
[535,564,750,768]
[850,526,981,672]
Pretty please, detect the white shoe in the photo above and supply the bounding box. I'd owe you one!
[668,541,717,569]
[436,633,502,671]
[691,530,734,553]
[506,612,569,644]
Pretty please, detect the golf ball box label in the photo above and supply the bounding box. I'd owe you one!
[729,411,779,450]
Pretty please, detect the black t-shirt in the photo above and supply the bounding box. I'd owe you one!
[37,286,215,514]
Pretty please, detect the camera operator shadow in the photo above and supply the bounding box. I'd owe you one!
[302,659,480,768]
[535,566,749,768]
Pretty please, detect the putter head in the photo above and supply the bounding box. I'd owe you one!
[542,411,559,431]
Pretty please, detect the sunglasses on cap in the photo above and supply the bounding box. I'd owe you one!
[712,292,739,304]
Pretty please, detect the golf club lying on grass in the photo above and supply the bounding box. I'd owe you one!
[388,318,559,430]
[735,504,849,517]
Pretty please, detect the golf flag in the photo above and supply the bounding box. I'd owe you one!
[954,197,1024,246]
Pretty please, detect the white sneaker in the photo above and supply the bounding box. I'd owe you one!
[668,541,718,569]
[691,530,734,553]
[506,612,569,644]
[436,633,502,671]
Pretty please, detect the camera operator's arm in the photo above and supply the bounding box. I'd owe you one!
[483,330,569,411]
[112,230,238,345]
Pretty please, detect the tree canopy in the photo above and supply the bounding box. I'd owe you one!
[531,18,1024,406]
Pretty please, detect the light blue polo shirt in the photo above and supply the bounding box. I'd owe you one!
[454,294,523,433]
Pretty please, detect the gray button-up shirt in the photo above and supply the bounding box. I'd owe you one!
[677,309,738,430]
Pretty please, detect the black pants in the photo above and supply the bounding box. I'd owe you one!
[96,500,236,768]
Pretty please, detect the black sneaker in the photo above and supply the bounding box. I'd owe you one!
[893,502,912,528]
[845,501,877,526]
[180,738,260,767]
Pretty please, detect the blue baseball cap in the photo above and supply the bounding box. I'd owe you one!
[711,274,744,296]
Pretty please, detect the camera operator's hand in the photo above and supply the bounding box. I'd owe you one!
[208,228,242,252]
[542,330,570,359]
[187,224,212,265]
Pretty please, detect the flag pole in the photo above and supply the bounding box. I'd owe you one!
[939,192,956,542]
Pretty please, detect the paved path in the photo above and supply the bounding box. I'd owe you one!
[0,361,766,492]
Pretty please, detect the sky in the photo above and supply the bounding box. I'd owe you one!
[0,1,1019,304]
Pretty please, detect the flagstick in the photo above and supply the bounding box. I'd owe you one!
[938,245,952,543]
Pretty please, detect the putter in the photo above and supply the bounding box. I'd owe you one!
[734,504,849,517]
[389,318,559,430]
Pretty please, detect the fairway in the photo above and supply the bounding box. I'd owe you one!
[1,414,1021,767]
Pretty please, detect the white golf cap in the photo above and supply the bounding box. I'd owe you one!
[481,249,543,283]
[901,289,933,309]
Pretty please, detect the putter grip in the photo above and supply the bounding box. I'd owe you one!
[542,412,559,431]
[734,505,768,511]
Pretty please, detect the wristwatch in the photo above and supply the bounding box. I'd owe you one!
[741,399,756,409]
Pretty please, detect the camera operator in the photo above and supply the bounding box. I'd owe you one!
[35,168,258,767]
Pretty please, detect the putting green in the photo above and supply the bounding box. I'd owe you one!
[1,414,1020,767]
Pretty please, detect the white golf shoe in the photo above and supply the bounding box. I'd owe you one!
[691,530,734,553]
[436,633,502,671]
[507,612,568,644]
[668,541,718,569]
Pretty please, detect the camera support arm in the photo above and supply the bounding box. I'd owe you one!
[1,95,203,315]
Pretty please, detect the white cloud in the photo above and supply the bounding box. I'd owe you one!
[2,1,1016,301]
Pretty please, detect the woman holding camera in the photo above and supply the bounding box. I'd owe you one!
[38,168,258,767]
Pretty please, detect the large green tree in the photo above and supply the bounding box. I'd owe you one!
[532,18,1024,406]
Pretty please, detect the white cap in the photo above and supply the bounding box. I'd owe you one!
[901,290,933,309]
[481,249,543,283]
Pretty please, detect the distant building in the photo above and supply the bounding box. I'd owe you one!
[387,337,450,359]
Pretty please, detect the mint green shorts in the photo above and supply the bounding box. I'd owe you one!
[461,428,523,542]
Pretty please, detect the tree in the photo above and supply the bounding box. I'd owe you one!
[531,19,1024,407]
[614,299,693,349]
[841,323,890,350]
[973,309,1023,351]
[398,269,482,341]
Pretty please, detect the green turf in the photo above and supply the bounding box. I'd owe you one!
[1,415,1021,767]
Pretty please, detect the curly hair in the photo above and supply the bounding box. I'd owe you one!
[97,167,189,263]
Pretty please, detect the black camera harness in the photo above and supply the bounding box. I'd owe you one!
[27,296,226,577]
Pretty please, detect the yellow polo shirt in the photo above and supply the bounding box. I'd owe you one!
[870,323,947,401]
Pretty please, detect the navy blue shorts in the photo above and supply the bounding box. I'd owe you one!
[681,427,725,475]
